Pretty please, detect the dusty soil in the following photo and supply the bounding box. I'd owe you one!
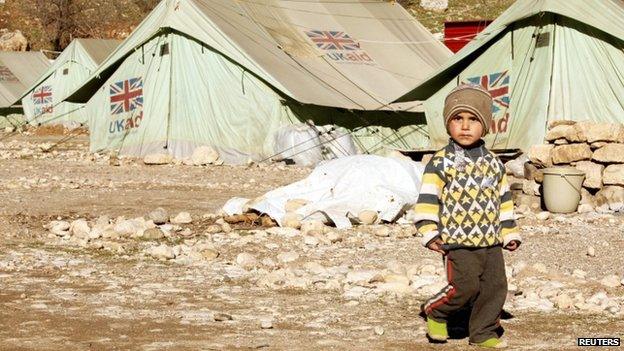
[1,132,623,351]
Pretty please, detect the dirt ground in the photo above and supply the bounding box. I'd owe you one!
[1,132,623,351]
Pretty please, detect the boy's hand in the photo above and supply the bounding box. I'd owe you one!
[505,240,520,251]
[427,238,446,254]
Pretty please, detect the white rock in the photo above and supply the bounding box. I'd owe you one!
[266,227,300,237]
[300,220,325,235]
[536,211,551,221]
[49,220,70,236]
[171,212,192,224]
[358,210,379,225]
[277,251,299,264]
[143,153,172,165]
[236,253,257,270]
[587,246,596,257]
[282,212,302,229]
[260,319,273,329]
[191,146,220,165]
[577,204,594,214]
[149,244,175,260]
[600,275,622,288]
[346,270,378,285]
[70,219,90,238]
[420,0,447,11]
[326,231,343,243]
[374,326,385,336]
[303,236,319,247]
[373,226,390,237]
[148,207,169,225]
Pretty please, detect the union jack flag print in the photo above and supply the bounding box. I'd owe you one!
[110,77,143,115]
[305,30,361,51]
[466,71,510,114]
[32,85,53,105]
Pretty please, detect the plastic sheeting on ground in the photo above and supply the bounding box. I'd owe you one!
[272,124,359,166]
[222,155,424,229]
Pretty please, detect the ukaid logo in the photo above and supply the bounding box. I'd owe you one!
[304,30,375,65]
[465,71,510,134]
[32,85,54,116]
[108,77,143,135]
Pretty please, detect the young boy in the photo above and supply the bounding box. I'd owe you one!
[414,84,521,348]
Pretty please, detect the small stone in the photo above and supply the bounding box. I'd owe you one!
[236,253,258,270]
[374,326,385,336]
[260,319,273,329]
[199,248,219,261]
[553,293,574,310]
[204,224,222,234]
[49,220,70,236]
[143,228,165,240]
[373,226,391,237]
[148,207,169,225]
[587,246,596,257]
[214,313,233,322]
[143,153,172,165]
[149,244,175,260]
[277,251,299,264]
[577,204,594,213]
[358,210,379,225]
[536,211,550,221]
[70,219,90,238]
[171,212,192,224]
[191,146,220,165]
[282,212,302,229]
[600,275,621,288]
[326,231,342,243]
[303,236,319,247]
[300,220,325,235]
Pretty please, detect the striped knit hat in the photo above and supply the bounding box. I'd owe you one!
[443,84,493,137]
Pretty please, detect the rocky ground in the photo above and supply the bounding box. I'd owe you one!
[1,131,623,351]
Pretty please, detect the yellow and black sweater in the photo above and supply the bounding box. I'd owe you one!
[415,140,521,248]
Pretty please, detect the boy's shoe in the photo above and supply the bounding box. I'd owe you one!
[470,338,508,348]
[426,317,448,343]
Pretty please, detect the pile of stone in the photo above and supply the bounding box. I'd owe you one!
[527,121,624,213]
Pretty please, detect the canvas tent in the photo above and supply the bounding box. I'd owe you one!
[0,51,50,115]
[395,0,624,151]
[63,0,451,163]
[17,39,121,126]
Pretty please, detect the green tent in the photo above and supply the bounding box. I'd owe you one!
[17,39,121,126]
[395,0,624,151]
[63,0,451,163]
[0,51,50,115]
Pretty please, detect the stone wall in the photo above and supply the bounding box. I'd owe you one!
[525,121,624,213]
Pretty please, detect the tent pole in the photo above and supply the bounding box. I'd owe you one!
[165,34,173,150]
[545,15,558,125]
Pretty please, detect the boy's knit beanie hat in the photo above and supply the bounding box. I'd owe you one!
[443,84,493,137]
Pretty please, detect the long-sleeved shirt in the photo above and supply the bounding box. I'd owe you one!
[414,140,521,248]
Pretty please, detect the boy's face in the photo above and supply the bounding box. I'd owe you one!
[447,111,484,147]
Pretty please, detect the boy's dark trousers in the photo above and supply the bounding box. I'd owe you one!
[423,245,507,343]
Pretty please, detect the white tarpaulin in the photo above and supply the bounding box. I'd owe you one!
[223,155,424,228]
